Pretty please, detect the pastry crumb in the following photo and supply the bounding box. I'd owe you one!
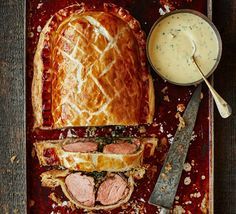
[139,126,146,134]
[10,155,17,164]
[200,193,208,214]
[177,103,185,112]
[164,5,171,12]
[159,8,166,15]
[143,138,158,157]
[59,133,64,140]
[159,4,171,15]
[31,148,36,158]
[152,122,158,127]
[173,205,186,214]
[163,95,170,102]
[29,199,35,208]
[175,196,180,200]
[66,129,77,138]
[61,201,68,206]
[184,176,191,185]
[184,200,192,205]
[175,112,180,119]
[150,133,157,138]
[159,124,164,133]
[200,92,204,99]
[86,127,97,137]
[190,192,201,198]
[161,86,168,94]
[183,163,192,172]
[190,131,198,141]
[175,112,186,130]
[132,167,146,180]
[49,192,62,206]
[49,193,76,211]
[159,137,168,149]
[28,32,34,38]
[37,3,43,9]
[167,133,174,144]
[37,25,42,33]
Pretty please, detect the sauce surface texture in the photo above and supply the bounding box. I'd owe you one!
[148,12,219,84]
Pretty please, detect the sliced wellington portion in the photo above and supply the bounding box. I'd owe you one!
[35,138,158,172]
[41,170,138,210]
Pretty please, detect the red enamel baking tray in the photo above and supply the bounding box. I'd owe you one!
[26,0,214,213]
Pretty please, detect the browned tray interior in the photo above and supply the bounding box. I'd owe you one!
[26,0,212,213]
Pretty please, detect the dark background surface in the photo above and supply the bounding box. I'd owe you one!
[213,1,236,214]
[0,0,235,213]
[0,1,26,214]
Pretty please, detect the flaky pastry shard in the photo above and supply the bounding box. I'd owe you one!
[32,3,155,129]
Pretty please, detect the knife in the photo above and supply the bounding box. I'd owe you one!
[148,84,202,210]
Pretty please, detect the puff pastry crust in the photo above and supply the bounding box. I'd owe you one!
[34,138,148,172]
[32,3,155,129]
[41,169,136,210]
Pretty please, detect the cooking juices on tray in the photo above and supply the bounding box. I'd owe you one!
[147,10,221,85]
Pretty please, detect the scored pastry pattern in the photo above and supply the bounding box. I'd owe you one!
[33,3,154,129]
[52,12,143,127]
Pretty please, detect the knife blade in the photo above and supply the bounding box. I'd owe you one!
[148,84,202,209]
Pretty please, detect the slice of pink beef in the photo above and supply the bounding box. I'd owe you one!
[65,173,95,207]
[63,142,98,153]
[103,141,138,154]
[96,174,128,205]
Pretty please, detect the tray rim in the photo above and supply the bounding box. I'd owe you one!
[25,0,215,213]
[207,0,215,213]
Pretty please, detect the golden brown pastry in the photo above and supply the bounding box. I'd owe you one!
[32,3,155,129]
[34,138,151,172]
[41,169,142,210]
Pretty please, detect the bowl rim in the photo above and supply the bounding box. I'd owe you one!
[146,9,222,86]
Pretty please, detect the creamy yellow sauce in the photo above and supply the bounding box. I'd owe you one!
[148,12,220,84]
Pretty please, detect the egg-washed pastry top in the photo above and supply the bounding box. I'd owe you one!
[32,3,155,129]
